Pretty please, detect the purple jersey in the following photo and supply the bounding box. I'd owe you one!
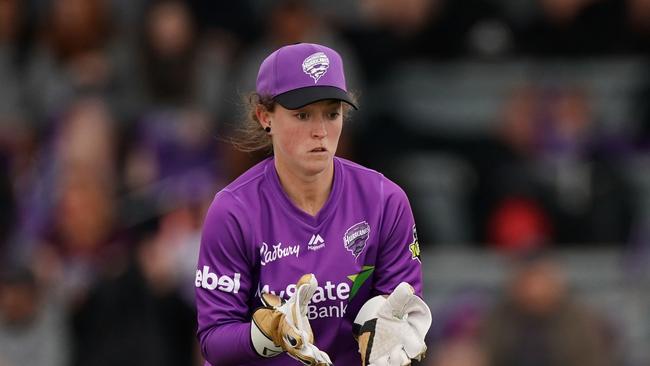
[195,157,422,365]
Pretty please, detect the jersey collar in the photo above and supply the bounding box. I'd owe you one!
[265,157,343,228]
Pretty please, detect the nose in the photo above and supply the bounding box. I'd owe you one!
[311,118,327,139]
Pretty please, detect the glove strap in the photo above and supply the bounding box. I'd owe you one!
[358,318,378,366]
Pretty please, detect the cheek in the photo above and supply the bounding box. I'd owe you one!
[276,125,307,152]
[328,122,343,141]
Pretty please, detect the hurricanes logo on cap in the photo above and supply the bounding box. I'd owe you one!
[302,52,329,83]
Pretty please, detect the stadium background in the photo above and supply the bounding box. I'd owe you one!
[0,0,648,365]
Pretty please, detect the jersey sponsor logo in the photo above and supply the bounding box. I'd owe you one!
[260,242,300,266]
[347,265,375,299]
[409,225,421,262]
[257,280,350,319]
[195,266,241,293]
[343,221,370,258]
[302,52,329,83]
[256,266,375,320]
[307,234,325,251]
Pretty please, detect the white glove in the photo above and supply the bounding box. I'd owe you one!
[354,282,432,366]
[251,274,332,365]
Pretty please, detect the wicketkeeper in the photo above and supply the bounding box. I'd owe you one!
[195,42,432,365]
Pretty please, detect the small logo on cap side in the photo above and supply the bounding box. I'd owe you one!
[302,52,329,83]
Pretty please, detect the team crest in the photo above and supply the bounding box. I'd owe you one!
[302,52,329,83]
[343,221,370,258]
[409,225,421,262]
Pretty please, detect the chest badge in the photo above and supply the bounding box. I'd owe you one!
[343,221,370,258]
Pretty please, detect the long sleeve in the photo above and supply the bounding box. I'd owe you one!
[195,190,260,365]
[373,178,423,297]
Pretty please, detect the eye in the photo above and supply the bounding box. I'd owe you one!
[295,112,309,121]
[326,112,340,120]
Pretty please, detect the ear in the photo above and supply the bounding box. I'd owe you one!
[255,105,272,130]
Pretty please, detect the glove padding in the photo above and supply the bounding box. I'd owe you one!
[251,273,332,365]
[354,282,432,366]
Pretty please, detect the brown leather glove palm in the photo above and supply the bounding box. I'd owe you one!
[251,274,332,365]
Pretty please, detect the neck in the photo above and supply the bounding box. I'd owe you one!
[274,158,334,217]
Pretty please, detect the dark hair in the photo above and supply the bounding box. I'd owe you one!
[230,93,276,153]
[230,92,358,153]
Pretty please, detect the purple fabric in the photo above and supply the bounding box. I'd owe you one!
[195,157,423,365]
[256,43,349,97]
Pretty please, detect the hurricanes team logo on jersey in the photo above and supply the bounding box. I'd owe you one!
[302,52,329,83]
[343,221,370,258]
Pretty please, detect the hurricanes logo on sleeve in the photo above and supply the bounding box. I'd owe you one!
[302,52,329,83]
[409,225,421,262]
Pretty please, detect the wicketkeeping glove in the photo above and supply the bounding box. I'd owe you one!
[354,282,432,366]
[251,273,332,365]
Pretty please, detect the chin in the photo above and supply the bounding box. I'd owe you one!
[300,156,333,176]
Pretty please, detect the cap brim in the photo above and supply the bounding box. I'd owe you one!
[274,86,358,110]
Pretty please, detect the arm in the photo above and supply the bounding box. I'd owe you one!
[374,179,423,296]
[195,191,259,365]
[352,179,431,366]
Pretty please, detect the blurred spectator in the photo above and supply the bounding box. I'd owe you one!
[0,0,28,116]
[427,340,487,366]
[344,0,513,80]
[516,0,628,55]
[0,153,14,261]
[187,0,260,45]
[116,0,232,184]
[134,0,229,115]
[0,265,70,366]
[34,169,125,308]
[487,196,552,251]
[125,109,219,186]
[480,251,616,366]
[536,87,634,243]
[626,0,650,53]
[14,97,126,309]
[71,216,197,366]
[25,0,114,123]
[479,85,634,245]
[0,0,34,182]
[474,86,554,246]
[140,0,198,106]
[150,199,206,304]
[122,107,225,232]
[426,291,490,366]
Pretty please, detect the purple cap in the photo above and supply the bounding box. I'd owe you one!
[256,43,358,110]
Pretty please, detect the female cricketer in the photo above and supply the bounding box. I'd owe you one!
[195,43,432,366]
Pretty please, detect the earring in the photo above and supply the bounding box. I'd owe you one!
[265,126,271,133]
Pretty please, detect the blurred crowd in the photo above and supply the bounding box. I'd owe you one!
[0,0,648,365]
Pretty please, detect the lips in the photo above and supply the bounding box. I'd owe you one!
[310,147,327,152]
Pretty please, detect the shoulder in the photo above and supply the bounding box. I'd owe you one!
[204,158,271,224]
[222,157,272,195]
[337,157,408,200]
